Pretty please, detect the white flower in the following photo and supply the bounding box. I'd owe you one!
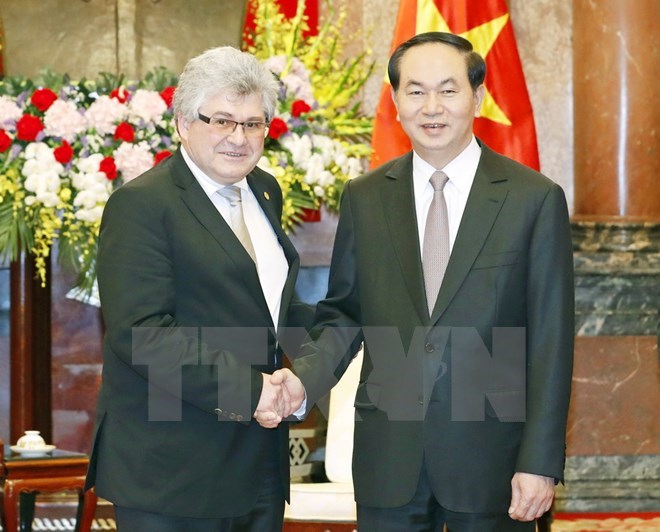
[20,142,64,208]
[24,141,55,162]
[282,133,312,169]
[69,153,113,222]
[319,170,335,187]
[85,95,127,135]
[128,89,167,122]
[44,100,87,141]
[22,151,63,207]
[24,190,60,208]
[303,153,326,184]
[0,95,22,125]
[24,171,61,193]
[37,190,61,208]
[22,158,59,181]
[257,156,275,174]
[75,153,104,175]
[74,186,110,213]
[114,141,153,182]
[345,157,363,178]
[75,205,105,223]
[311,135,335,166]
[84,133,106,154]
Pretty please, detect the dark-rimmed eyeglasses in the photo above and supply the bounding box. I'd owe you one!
[197,112,269,137]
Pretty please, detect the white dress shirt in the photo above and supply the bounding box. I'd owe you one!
[413,136,482,255]
[181,146,289,331]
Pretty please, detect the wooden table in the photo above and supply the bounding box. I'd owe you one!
[0,443,97,532]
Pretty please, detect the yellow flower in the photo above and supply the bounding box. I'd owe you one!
[60,187,72,202]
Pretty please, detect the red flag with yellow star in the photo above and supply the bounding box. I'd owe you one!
[370,0,540,170]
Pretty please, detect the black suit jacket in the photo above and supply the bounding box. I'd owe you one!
[85,149,311,518]
[294,140,574,512]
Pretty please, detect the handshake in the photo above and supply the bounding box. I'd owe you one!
[253,369,306,428]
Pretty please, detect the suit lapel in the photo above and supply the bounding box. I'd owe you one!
[380,154,429,323]
[430,144,509,322]
[172,152,266,310]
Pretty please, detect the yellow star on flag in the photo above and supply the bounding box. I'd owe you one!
[416,0,512,126]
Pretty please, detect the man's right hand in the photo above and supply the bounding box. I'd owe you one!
[253,369,305,428]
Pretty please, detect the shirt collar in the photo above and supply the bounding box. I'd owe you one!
[412,136,481,194]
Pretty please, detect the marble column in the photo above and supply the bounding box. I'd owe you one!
[561,0,660,514]
[573,0,659,220]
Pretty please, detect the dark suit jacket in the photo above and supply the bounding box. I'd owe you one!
[85,149,311,518]
[294,140,574,512]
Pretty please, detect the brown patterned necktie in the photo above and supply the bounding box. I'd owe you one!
[217,185,257,262]
[422,171,450,315]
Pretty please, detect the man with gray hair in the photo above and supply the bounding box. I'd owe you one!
[85,46,309,531]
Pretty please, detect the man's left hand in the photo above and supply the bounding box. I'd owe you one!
[508,472,554,521]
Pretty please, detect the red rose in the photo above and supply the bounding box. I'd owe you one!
[53,140,73,164]
[30,88,58,112]
[0,129,12,152]
[110,87,129,103]
[154,150,172,166]
[267,117,288,140]
[291,100,311,117]
[114,122,135,142]
[16,114,44,142]
[159,86,176,108]
[99,156,118,180]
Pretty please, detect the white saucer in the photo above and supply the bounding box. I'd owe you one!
[10,445,56,457]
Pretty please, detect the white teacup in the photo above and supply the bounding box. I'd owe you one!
[16,430,47,450]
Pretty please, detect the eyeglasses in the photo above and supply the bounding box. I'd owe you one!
[197,112,269,136]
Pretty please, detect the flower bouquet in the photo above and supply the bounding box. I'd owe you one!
[245,0,375,231]
[0,68,178,300]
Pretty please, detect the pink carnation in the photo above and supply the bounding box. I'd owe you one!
[0,96,23,125]
[44,100,87,141]
[85,95,127,135]
[114,141,153,182]
[128,89,167,122]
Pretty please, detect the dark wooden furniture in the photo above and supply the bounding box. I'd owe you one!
[0,442,97,532]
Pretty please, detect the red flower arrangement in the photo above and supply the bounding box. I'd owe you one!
[291,99,311,117]
[16,114,45,142]
[114,122,135,142]
[267,117,289,139]
[53,140,74,164]
[30,88,58,112]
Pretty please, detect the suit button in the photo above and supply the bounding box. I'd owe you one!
[418,395,424,405]
[215,408,223,415]
[236,415,244,422]
[229,413,237,420]
[424,343,435,353]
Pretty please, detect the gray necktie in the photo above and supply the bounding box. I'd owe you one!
[423,171,450,315]
[217,185,257,262]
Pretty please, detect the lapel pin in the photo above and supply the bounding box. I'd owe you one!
[264,191,270,200]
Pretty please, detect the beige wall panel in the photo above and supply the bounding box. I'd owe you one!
[125,0,248,78]
[0,0,248,79]
[1,0,118,78]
